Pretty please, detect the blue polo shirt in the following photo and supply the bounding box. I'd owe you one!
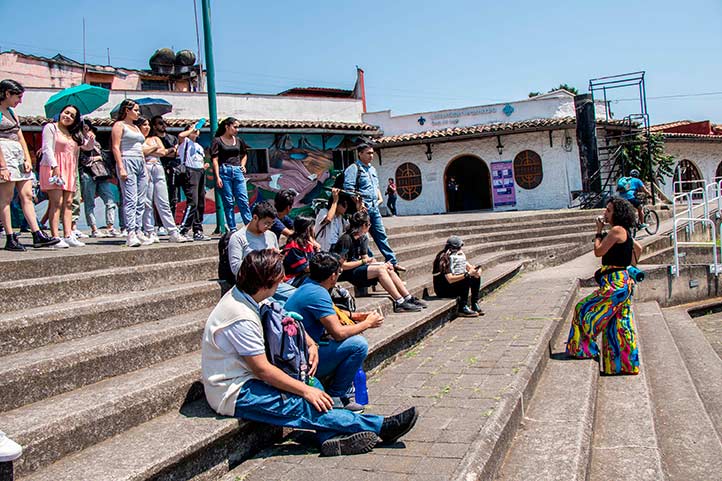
[617,177,644,201]
[284,279,336,342]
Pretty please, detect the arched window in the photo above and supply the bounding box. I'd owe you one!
[715,161,722,183]
[674,159,704,193]
[395,162,422,201]
[513,150,543,189]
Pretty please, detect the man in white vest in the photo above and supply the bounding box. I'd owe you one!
[201,249,418,456]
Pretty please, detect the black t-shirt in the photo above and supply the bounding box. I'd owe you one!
[210,137,247,167]
[332,233,368,262]
[158,133,179,164]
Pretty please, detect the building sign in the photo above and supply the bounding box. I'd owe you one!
[491,161,516,207]
[429,106,500,127]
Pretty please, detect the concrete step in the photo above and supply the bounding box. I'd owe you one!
[0,257,217,314]
[661,305,722,439]
[589,303,664,481]
[385,209,602,236]
[496,288,598,481]
[0,308,211,412]
[392,224,596,264]
[0,238,217,282]
[635,301,722,479]
[0,280,220,355]
[388,213,599,249]
[13,265,522,481]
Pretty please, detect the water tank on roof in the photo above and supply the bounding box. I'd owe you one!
[149,48,175,74]
[175,50,196,66]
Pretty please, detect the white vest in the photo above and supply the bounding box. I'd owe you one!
[201,288,261,416]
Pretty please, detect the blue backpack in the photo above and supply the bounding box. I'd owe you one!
[260,302,309,383]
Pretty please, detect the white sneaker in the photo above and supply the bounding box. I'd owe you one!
[138,232,154,246]
[107,227,121,237]
[126,232,141,248]
[72,229,89,239]
[120,229,128,237]
[90,230,107,238]
[0,431,22,462]
[149,232,160,244]
[168,230,188,243]
[157,227,168,236]
[65,236,86,247]
[53,238,69,249]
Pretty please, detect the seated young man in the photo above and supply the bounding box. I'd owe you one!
[271,189,297,241]
[314,188,349,252]
[201,249,418,456]
[228,201,294,303]
[285,252,384,413]
[333,211,426,313]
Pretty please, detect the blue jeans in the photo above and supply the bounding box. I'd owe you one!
[80,171,117,229]
[234,379,383,443]
[317,335,368,397]
[219,164,252,229]
[367,207,397,264]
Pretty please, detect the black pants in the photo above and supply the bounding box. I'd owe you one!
[161,158,180,219]
[387,194,397,215]
[434,276,481,305]
[180,168,205,234]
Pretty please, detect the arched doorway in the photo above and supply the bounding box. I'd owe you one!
[674,159,704,193]
[445,155,492,212]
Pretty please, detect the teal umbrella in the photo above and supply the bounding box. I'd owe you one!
[44,84,110,118]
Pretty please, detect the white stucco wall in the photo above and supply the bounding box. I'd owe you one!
[16,88,366,123]
[375,130,582,215]
[658,140,722,198]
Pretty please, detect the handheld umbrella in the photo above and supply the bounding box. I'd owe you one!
[110,97,173,119]
[44,84,110,118]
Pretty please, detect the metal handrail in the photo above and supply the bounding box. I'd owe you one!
[671,217,719,277]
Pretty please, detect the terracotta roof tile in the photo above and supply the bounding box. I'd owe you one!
[374,117,632,146]
[19,116,381,133]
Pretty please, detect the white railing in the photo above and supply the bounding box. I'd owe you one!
[670,217,719,277]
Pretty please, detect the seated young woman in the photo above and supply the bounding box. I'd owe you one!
[282,215,320,287]
[332,211,426,313]
[432,235,484,317]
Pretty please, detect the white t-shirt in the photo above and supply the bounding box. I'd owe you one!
[314,208,348,252]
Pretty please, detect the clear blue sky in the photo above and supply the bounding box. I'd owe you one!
[2,0,721,124]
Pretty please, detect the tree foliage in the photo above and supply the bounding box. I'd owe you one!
[528,84,579,97]
[618,133,675,185]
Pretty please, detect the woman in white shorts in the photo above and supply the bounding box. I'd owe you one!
[0,79,58,251]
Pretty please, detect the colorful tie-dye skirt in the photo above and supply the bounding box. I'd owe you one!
[565,267,640,375]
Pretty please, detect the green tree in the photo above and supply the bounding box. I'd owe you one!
[529,84,579,98]
[618,133,675,185]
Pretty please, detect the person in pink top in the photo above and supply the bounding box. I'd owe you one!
[40,104,89,248]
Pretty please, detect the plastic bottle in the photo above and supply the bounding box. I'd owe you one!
[353,368,368,405]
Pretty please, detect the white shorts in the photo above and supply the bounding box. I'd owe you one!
[0,140,34,183]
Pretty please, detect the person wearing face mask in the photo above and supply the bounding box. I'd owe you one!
[0,79,58,251]
[39,104,91,248]
[178,124,211,241]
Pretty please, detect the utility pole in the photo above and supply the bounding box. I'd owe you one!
[201,0,226,233]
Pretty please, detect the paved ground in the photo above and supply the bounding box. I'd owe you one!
[228,250,598,481]
[693,311,722,360]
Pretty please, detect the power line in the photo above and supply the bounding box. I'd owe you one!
[613,91,722,102]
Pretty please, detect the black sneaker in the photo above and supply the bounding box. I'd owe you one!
[379,407,418,445]
[408,296,428,309]
[32,229,60,248]
[320,431,378,456]
[458,305,478,318]
[394,299,422,313]
[193,232,211,241]
[4,233,26,252]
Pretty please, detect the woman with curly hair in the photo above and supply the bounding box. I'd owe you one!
[566,197,643,375]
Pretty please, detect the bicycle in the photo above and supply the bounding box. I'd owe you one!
[632,195,659,238]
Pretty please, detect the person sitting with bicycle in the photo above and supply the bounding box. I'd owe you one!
[617,169,652,228]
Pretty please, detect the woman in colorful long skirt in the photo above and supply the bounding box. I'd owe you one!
[566,197,642,375]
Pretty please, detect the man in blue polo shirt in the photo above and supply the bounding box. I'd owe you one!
[285,252,384,413]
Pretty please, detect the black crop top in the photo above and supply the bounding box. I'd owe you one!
[601,229,633,267]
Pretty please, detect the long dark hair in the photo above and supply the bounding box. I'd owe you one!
[215,117,239,137]
[0,79,24,101]
[433,244,461,274]
[57,104,83,145]
[347,211,369,237]
[607,197,637,230]
[288,215,315,248]
[115,99,138,122]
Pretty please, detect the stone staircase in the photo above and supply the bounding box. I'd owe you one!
[0,209,602,481]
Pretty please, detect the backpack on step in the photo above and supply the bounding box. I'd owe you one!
[217,231,236,285]
[260,301,310,382]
